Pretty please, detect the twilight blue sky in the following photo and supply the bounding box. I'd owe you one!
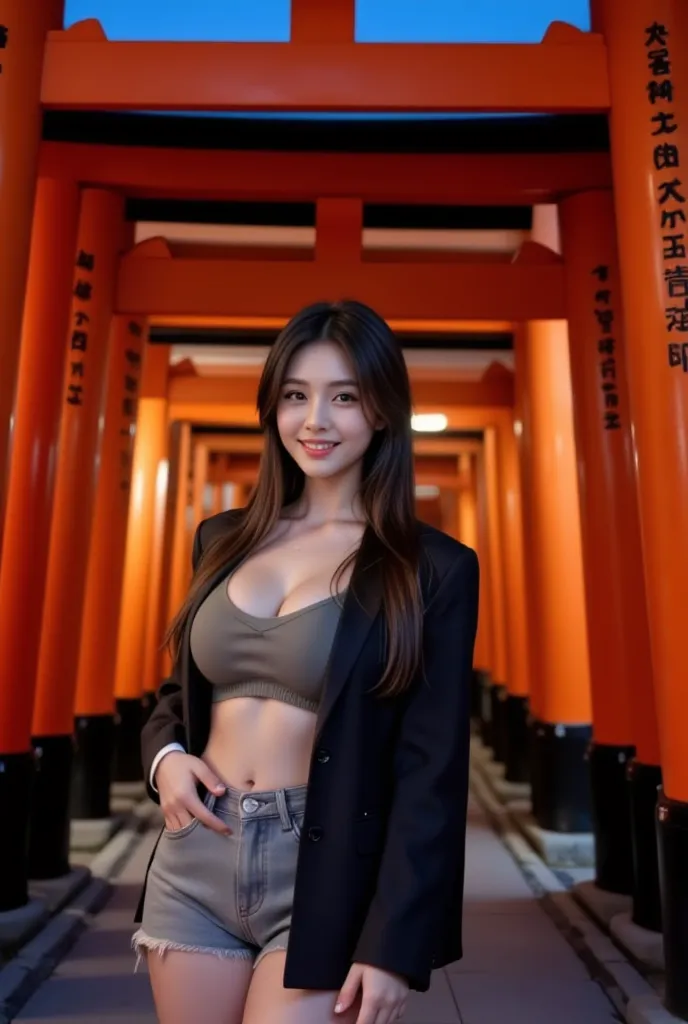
[64,0,590,43]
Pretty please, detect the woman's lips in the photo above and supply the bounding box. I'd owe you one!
[298,440,340,459]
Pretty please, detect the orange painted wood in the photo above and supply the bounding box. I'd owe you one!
[496,418,530,698]
[513,326,536,695]
[149,314,513,334]
[191,442,209,533]
[603,0,688,798]
[169,400,511,432]
[483,428,509,686]
[32,189,125,738]
[474,448,494,676]
[41,31,609,113]
[291,0,354,43]
[457,455,478,549]
[39,143,613,206]
[116,256,565,320]
[560,189,658,755]
[168,374,514,410]
[141,248,521,267]
[519,311,592,725]
[0,179,79,753]
[456,455,486,670]
[165,421,192,643]
[0,0,64,544]
[316,199,362,263]
[113,345,170,700]
[74,317,146,717]
[141,436,170,695]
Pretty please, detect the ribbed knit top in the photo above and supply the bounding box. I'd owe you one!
[189,575,345,713]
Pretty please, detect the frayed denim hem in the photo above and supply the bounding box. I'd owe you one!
[252,944,288,971]
[131,929,256,973]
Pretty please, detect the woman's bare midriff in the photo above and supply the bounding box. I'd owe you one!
[202,696,317,792]
[199,515,364,791]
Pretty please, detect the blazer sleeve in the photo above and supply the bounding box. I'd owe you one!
[140,520,205,804]
[353,546,479,989]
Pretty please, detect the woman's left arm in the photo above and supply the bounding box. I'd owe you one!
[353,545,479,990]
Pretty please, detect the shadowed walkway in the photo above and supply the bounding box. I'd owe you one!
[15,795,620,1023]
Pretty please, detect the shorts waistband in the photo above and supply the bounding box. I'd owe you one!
[212,782,308,821]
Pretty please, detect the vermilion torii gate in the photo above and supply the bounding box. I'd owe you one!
[1,0,687,1018]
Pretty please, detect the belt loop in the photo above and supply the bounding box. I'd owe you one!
[275,789,292,831]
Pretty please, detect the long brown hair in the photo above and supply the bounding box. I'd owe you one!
[167,299,423,699]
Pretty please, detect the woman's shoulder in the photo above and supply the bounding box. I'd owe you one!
[196,507,246,550]
[416,520,479,596]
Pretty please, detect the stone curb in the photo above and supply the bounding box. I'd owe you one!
[471,739,595,866]
[0,797,158,1024]
[469,754,683,1024]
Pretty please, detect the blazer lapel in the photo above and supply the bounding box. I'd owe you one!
[315,525,384,743]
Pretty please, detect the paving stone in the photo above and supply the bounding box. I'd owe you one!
[447,911,589,979]
[449,975,619,1024]
[404,970,462,1023]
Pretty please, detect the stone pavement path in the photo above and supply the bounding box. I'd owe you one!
[15,796,621,1023]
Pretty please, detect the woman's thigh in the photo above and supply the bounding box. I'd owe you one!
[148,950,255,1024]
[241,950,363,1024]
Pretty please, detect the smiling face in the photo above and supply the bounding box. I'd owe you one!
[276,339,380,485]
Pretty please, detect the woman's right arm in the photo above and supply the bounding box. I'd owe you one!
[140,520,230,834]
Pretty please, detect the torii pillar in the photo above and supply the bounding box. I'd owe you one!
[559,189,660,914]
[28,190,125,879]
[0,2,64,547]
[516,213,593,837]
[112,335,171,783]
[601,0,688,1014]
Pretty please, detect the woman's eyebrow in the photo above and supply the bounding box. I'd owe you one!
[282,377,358,387]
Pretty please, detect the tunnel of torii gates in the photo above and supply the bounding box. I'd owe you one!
[1,0,688,1015]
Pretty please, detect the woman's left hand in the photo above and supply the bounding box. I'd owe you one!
[335,961,409,1022]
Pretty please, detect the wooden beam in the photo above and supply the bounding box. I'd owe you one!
[117,255,564,320]
[39,143,612,205]
[169,401,510,430]
[42,30,609,113]
[152,315,513,333]
[291,0,355,43]
[168,374,513,408]
[199,434,483,457]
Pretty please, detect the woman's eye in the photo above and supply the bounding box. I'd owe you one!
[334,393,357,403]
[283,390,305,401]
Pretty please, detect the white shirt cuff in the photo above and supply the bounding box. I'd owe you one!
[149,742,186,791]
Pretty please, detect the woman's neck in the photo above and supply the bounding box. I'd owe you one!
[287,472,365,526]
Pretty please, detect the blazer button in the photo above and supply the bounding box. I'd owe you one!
[307,826,324,842]
[316,748,331,763]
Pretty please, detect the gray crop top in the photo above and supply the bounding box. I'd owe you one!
[189,575,345,713]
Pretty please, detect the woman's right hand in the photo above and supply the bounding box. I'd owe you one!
[155,752,231,835]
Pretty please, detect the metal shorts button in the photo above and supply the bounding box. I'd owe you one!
[242,797,260,814]
[316,748,331,763]
[307,826,324,842]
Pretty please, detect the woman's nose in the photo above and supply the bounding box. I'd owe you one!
[304,398,330,430]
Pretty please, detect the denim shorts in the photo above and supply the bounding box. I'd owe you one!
[133,782,308,971]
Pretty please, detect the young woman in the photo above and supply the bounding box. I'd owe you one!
[133,299,479,1024]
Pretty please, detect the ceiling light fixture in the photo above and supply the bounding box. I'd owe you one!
[411,413,448,432]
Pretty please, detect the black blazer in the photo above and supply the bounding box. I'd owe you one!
[135,509,479,993]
